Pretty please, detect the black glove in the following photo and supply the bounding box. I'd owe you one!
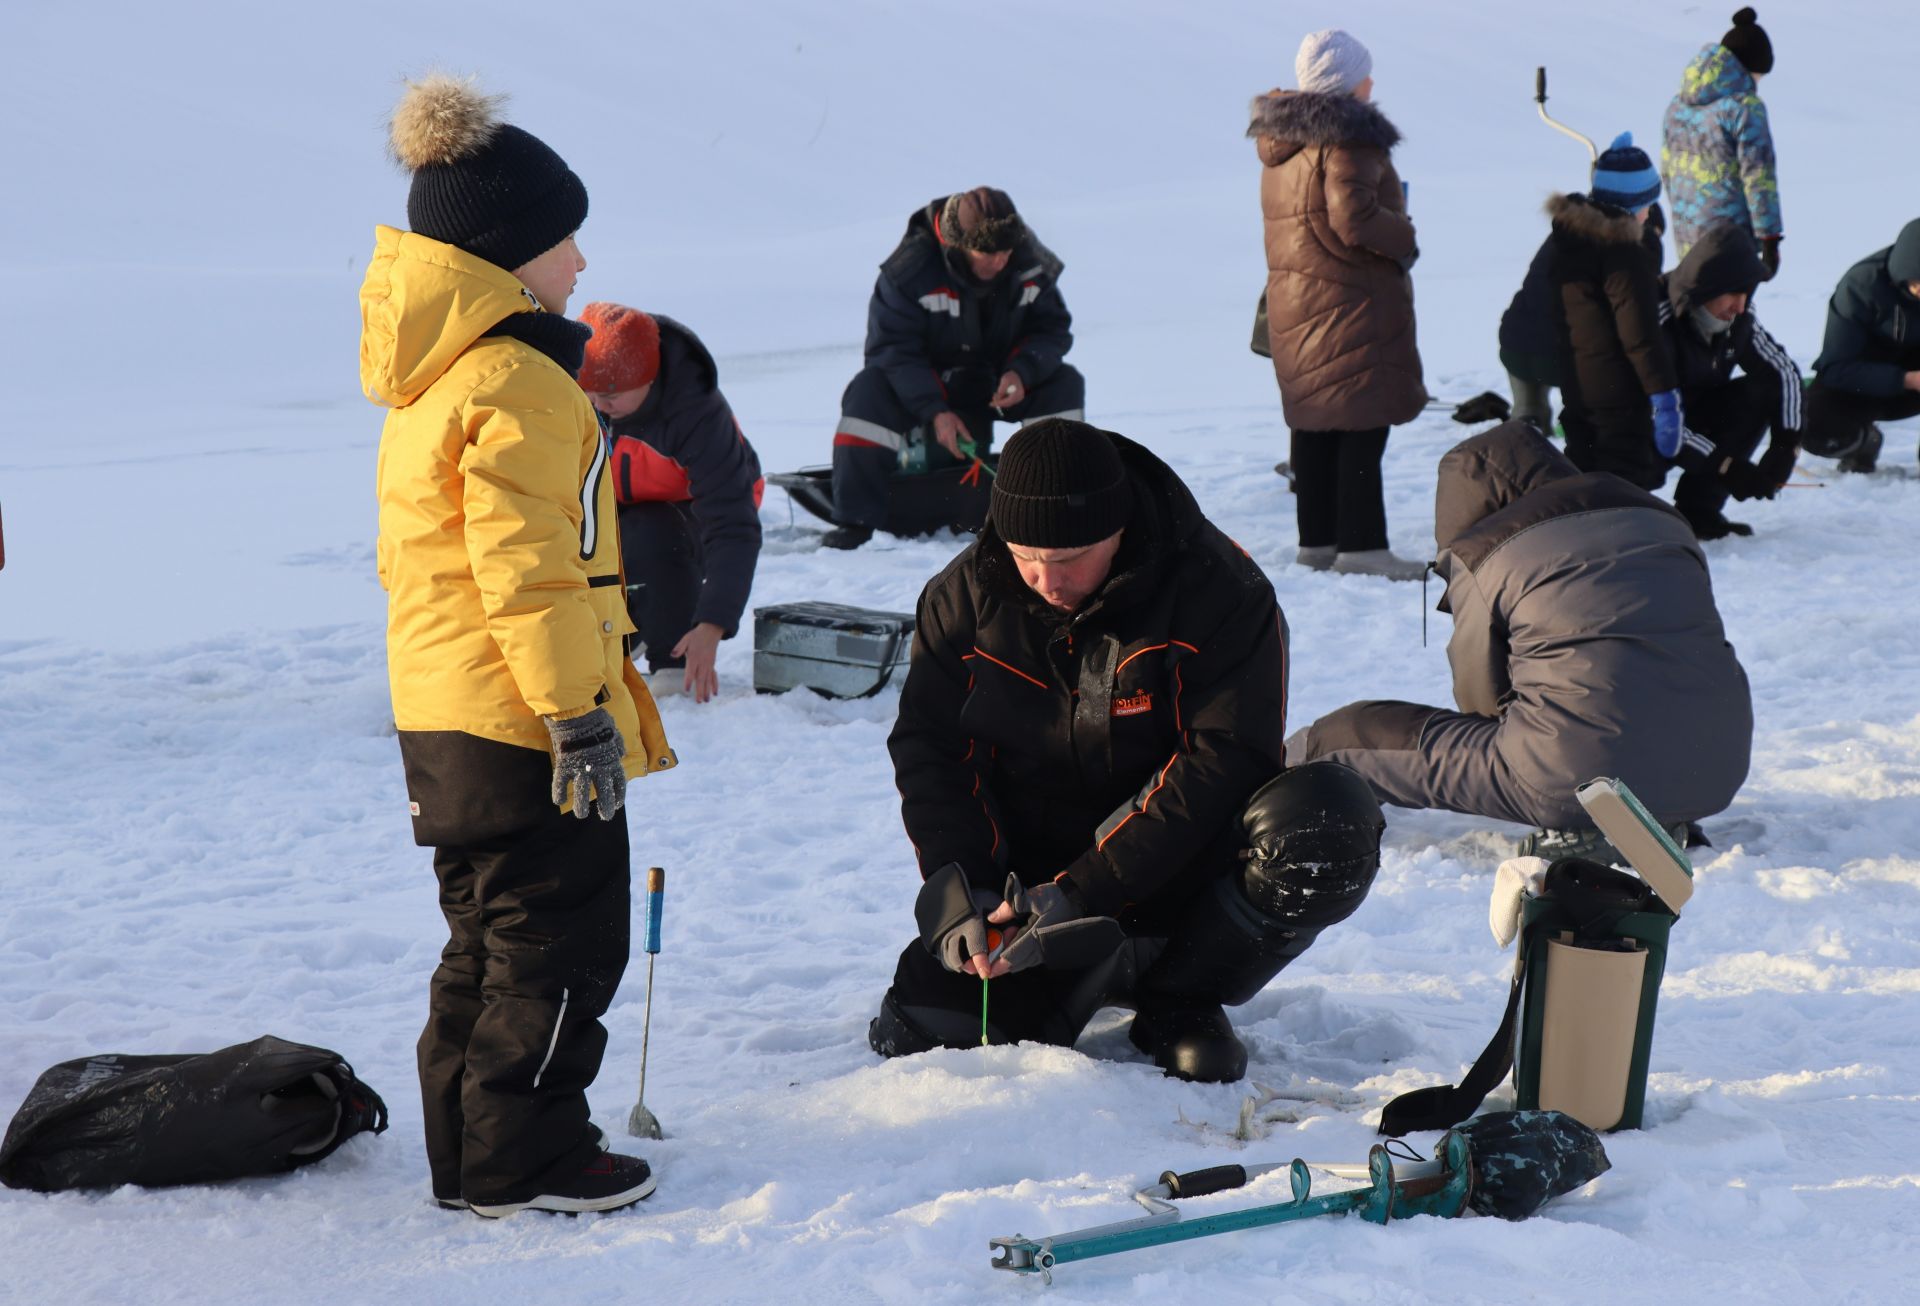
[542,707,627,819]
[1758,237,1781,280]
[1722,458,1780,502]
[1645,201,1667,240]
[914,862,1000,975]
[994,873,1126,974]
[1757,439,1798,486]
[1396,246,1420,274]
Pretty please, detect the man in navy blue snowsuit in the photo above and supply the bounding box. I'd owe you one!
[825,188,1085,549]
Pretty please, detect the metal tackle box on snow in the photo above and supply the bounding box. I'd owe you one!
[752,602,915,699]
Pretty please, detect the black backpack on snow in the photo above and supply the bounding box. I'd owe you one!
[0,1035,387,1193]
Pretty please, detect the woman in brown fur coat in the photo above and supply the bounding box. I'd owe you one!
[1252,29,1428,580]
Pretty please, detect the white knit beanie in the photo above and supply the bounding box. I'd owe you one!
[1295,29,1373,95]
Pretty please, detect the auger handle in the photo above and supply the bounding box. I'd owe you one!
[1159,1165,1248,1199]
[644,867,665,955]
[1536,66,1546,103]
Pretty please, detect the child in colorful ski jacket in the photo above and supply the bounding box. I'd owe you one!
[1661,9,1782,273]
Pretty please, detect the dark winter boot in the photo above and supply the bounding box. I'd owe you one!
[1128,1000,1247,1083]
[1132,762,1384,1079]
[821,524,874,551]
[1682,509,1754,541]
[1837,423,1884,474]
[467,1151,656,1218]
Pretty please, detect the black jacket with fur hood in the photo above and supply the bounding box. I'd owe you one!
[887,433,1289,924]
[1499,193,1675,410]
[1249,90,1426,431]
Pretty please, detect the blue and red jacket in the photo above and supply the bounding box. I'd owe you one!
[604,316,763,638]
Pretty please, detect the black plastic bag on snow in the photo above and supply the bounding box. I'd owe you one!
[0,1035,387,1192]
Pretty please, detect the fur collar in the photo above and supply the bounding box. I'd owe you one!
[1247,90,1401,152]
[1545,192,1647,247]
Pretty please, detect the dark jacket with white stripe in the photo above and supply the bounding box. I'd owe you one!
[1657,224,1802,466]
[888,435,1288,924]
[865,198,1074,425]
[604,317,762,638]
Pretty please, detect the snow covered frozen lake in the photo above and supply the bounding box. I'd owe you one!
[3,1,1916,1301]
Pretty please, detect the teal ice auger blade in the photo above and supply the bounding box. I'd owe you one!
[989,1132,1473,1284]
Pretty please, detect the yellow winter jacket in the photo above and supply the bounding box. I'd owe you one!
[361,226,673,784]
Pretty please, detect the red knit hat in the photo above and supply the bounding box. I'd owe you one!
[577,302,661,392]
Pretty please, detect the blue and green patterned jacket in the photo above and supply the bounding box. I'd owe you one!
[1660,43,1781,260]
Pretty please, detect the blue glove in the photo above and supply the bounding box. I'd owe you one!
[1651,390,1685,459]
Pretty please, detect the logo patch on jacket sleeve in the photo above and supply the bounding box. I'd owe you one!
[1112,690,1153,717]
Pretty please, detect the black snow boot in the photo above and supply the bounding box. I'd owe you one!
[1837,424,1884,474]
[1130,763,1383,1080]
[821,524,874,551]
[1128,1000,1247,1083]
[1683,509,1754,540]
[467,1151,656,1218]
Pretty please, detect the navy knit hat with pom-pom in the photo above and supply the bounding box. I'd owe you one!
[1590,132,1662,213]
[388,74,588,274]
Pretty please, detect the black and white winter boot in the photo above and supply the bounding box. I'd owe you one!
[434,1125,613,1211]
[1128,1000,1248,1083]
[467,1151,656,1218]
[1837,424,1884,474]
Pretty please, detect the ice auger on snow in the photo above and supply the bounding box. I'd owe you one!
[989,1110,1607,1283]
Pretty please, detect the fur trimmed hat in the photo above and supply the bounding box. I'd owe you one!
[990,419,1132,548]
[939,188,1025,254]
[576,303,661,393]
[1720,8,1773,76]
[388,74,588,274]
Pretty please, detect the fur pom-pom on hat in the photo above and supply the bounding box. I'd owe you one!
[386,73,587,275]
[388,74,505,170]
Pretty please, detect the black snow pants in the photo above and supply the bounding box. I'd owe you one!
[1802,381,1920,465]
[1289,428,1391,553]
[1561,403,1666,490]
[1673,373,1775,526]
[618,500,701,673]
[412,739,631,1206]
[869,773,1378,1056]
[829,363,1086,530]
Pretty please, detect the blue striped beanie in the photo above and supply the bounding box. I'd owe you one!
[1590,132,1661,212]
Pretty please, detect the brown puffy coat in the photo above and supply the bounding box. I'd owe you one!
[1251,90,1427,431]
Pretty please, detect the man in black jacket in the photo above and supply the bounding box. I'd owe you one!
[825,188,1085,549]
[869,419,1382,1082]
[1655,225,1803,537]
[579,304,763,702]
[1803,218,1920,473]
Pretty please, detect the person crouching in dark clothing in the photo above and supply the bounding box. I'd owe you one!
[1655,224,1803,538]
[1802,218,1920,473]
[824,187,1085,549]
[1514,136,1680,492]
[578,304,763,703]
[869,419,1381,1083]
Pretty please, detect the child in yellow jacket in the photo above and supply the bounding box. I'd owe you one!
[360,75,669,1218]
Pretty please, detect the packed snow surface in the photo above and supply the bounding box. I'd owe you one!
[3,1,1917,1302]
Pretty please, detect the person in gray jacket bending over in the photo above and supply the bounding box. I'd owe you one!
[1287,421,1752,857]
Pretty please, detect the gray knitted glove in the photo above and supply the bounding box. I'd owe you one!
[995,873,1125,973]
[543,707,627,820]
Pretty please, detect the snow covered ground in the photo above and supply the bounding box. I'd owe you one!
[4,1,1918,1302]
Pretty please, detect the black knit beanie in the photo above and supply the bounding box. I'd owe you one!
[388,75,588,273]
[990,420,1132,548]
[1720,8,1773,76]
